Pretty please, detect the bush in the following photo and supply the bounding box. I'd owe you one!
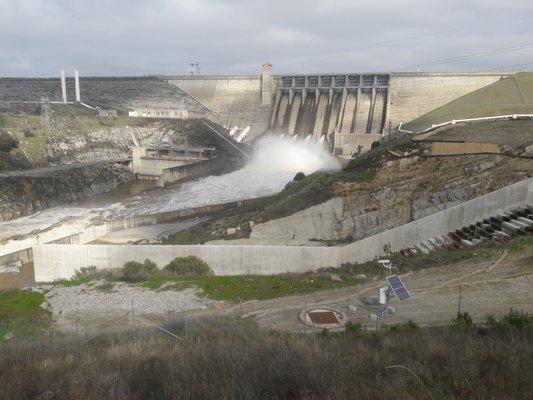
[388,320,419,333]
[293,172,306,181]
[344,322,362,335]
[0,131,19,152]
[485,309,532,332]
[121,259,158,282]
[73,266,98,279]
[451,312,474,332]
[23,128,34,138]
[371,140,381,149]
[164,256,212,276]
[142,259,158,274]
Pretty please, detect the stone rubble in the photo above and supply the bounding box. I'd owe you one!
[35,281,217,318]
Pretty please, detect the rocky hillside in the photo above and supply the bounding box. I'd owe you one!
[166,137,532,245]
[0,111,247,168]
[251,151,532,242]
[0,162,134,222]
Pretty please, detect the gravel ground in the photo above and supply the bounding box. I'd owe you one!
[36,281,216,321]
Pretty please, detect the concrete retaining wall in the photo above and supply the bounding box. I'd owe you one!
[430,142,501,156]
[158,156,231,187]
[32,178,532,282]
[33,244,338,281]
[340,177,532,264]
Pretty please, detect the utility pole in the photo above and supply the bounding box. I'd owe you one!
[457,285,463,315]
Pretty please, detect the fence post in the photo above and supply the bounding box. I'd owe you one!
[131,299,136,337]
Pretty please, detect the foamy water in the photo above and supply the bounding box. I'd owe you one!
[0,135,340,252]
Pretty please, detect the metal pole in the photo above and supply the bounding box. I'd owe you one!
[131,299,135,336]
[457,285,462,315]
[304,294,308,330]
[75,318,80,347]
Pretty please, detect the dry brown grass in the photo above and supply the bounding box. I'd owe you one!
[0,316,532,400]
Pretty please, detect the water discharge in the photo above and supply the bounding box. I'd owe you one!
[0,135,341,249]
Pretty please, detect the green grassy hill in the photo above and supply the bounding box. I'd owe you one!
[404,72,533,132]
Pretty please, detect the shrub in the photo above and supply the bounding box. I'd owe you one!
[121,261,144,282]
[451,312,474,332]
[485,309,532,332]
[0,131,19,152]
[142,259,158,274]
[293,172,306,181]
[371,140,381,149]
[344,322,362,335]
[388,320,419,333]
[23,128,34,138]
[120,259,158,282]
[164,256,212,276]
[73,266,98,279]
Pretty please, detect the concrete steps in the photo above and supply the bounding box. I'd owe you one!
[408,204,533,254]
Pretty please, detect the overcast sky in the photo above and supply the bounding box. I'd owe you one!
[1,0,533,77]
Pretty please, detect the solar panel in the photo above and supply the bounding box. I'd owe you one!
[386,275,411,301]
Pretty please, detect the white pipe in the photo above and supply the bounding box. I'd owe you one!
[60,70,67,104]
[74,70,80,102]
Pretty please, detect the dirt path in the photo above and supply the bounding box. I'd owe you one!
[194,247,533,331]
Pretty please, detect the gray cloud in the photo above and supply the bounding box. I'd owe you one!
[1,0,532,77]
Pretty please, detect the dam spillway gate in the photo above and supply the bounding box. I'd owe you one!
[270,74,390,156]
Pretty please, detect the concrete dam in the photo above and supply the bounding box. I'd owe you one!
[0,66,506,157]
[270,74,389,155]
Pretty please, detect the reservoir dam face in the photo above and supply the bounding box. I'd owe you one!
[270,74,390,157]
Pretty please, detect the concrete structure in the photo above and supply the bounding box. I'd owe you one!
[429,142,500,156]
[60,70,67,104]
[0,67,507,154]
[131,145,213,181]
[166,69,505,155]
[387,73,505,132]
[74,70,80,102]
[270,73,390,156]
[158,156,231,187]
[32,177,532,282]
[166,75,272,140]
[128,108,189,119]
[261,63,273,106]
[98,109,117,117]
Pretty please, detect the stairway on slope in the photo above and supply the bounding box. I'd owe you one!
[402,204,533,256]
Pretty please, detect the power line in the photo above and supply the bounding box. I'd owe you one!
[270,15,533,65]
[391,43,533,71]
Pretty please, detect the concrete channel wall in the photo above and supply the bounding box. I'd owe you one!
[0,201,243,266]
[158,156,231,187]
[33,178,532,282]
[339,177,532,265]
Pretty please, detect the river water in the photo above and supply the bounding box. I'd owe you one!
[0,136,341,251]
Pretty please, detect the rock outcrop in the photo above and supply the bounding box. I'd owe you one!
[0,162,134,222]
[251,154,533,242]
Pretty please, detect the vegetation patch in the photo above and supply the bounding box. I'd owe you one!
[0,314,531,399]
[164,256,213,276]
[0,290,51,340]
